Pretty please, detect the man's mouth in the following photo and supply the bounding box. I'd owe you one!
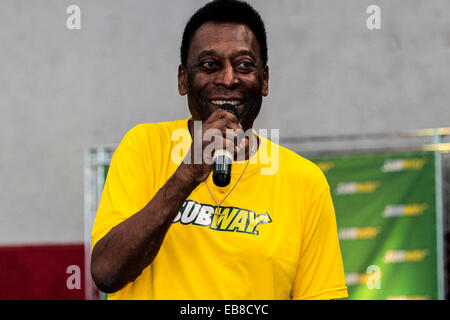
[210,99,242,107]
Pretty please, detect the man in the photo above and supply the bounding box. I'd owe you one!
[91,0,347,300]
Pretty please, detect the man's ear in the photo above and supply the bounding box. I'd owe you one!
[178,64,188,96]
[262,65,269,97]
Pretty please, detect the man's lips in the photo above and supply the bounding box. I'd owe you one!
[208,100,245,117]
[209,99,243,107]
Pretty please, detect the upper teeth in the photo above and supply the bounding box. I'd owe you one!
[211,100,240,106]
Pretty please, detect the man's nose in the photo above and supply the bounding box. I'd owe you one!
[215,63,239,88]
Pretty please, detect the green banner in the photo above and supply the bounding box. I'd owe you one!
[309,151,440,300]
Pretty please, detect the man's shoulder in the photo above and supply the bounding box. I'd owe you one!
[116,118,189,153]
[128,118,188,136]
[124,118,188,141]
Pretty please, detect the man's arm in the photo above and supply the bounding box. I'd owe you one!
[90,110,243,293]
[90,163,199,293]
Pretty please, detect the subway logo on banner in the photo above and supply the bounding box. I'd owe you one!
[339,227,381,240]
[173,200,272,235]
[383,249,429,263]
[383,204,428,217]
[345,272,382,287]
[381,158,427,172]
[335,181,380,195]
[387,295,430,300]
[316,161,334,173]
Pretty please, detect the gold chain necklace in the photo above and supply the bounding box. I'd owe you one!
[205,133,257,215]
[205,159,250,216]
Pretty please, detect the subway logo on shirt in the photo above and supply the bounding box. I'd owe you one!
[173,200,272,235]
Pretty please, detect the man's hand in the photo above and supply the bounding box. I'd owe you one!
[180,109,247,184]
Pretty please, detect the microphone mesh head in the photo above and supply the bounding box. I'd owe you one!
[219,103,239,119]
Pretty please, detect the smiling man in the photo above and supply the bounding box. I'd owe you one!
[90,0,347,300]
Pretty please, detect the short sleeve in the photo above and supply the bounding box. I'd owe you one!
[291,186,348,300]
[91,125,152,249]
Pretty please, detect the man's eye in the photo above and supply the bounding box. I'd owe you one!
[237,61,255,70]
[240,61,252,67]
[202,61,216,69]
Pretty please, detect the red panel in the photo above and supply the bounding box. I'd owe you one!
[0,244,85,300]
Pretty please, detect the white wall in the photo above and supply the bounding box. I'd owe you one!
[0,0,449,244]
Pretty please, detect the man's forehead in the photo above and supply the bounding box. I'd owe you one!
[188,21,261,59]
[193,21,255,40]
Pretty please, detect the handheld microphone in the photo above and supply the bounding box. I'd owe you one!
[212,104,239,187]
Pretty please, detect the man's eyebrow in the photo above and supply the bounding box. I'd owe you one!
[196,50,217,62]
[196,49,258,62]
[231,49,257,61]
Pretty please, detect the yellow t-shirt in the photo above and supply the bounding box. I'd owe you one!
[91,118,348,300]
